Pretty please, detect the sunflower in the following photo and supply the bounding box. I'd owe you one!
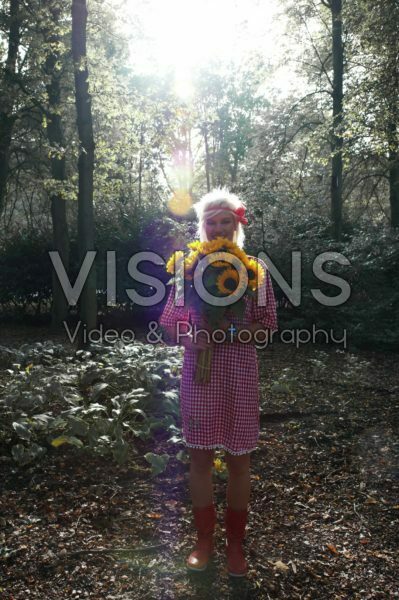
[200,239,226,254]
[230,247,251,268]
[187,240,202,252]
[191,237,233,256]
[246,258,266,291]
[184,250,199,272]
[212,238,250,268]
[213,457,227,473]
[204,251,232,268]
[216,268,239,295]
[229,268,249,299]
[166,250,185,274]
[202,243,250,272]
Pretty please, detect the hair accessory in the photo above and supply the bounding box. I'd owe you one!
[204,205,248,225]
[233,206,248,225]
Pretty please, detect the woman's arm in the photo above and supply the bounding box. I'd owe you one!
[161,324,210,351]
[219,319,271,343]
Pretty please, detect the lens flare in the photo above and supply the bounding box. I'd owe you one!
[167,189,193,216]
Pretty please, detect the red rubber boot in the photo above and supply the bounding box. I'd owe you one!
[186,503,217,572]
[224,506,248,577]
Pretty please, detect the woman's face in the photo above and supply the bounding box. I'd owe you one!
[204,210,237,241]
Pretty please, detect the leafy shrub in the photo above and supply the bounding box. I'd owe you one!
[253,217,399,352]
[0,339,184,467]
[0,231,53,317]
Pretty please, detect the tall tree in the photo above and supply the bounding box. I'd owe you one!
[194,61,268,191]
[72,0,96,345]
[365,0,399,228]
[42,0,70,328]
[324,0,344,240]
[343,0,399,227]
[284,0,344,239]
[0,0,21,218]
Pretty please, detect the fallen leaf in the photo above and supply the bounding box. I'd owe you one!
[146,513,162,519]
[273,560,290,572]
[164,500,179,510]
[288,560,297,573]
[365,496,378,505]
[326,543,339,555]
[368,551,392,561]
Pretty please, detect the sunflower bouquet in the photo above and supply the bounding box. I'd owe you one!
[165,236,265,383]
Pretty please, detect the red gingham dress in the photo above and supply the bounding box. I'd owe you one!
[159,256,278,455]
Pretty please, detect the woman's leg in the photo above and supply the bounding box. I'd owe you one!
[186,448,216,571]
[224,451,251,576]
[224,452,251,509]
[188,448,215,506]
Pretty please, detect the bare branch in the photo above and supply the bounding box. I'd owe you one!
[280,121,324,154]
[299,12,334,88]
[158,154,175,195]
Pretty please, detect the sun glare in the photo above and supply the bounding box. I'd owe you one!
[122,0,288,97]
[174,68,195,101]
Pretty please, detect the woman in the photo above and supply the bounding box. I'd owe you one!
[159,188,278,577]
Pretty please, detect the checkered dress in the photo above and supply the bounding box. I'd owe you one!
[159,256,278,455]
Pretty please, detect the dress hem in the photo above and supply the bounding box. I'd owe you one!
[183,441,258,455]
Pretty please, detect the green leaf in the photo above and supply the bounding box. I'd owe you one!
[86,403,108,413]
[66,416,89,436]
[31,413,54,426]
[90,383,109,401]
[12,421,31,441]
[113,437,129,464]
[11,443,46,466]
[51,435,83,448]
[144,452,170,476]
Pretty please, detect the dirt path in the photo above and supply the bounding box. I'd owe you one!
[0,333,398,599]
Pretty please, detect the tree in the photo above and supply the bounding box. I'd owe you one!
[72,0,96,345]
[42,0,70,328]
[193,59,268,191]
[323,0,344,240]
[0,0,21,218]
[346,0,399,228]
[279,0,345,238]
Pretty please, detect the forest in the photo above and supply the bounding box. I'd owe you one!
[0,0,398,598]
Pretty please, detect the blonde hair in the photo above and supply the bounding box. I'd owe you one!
[193,187,246,248]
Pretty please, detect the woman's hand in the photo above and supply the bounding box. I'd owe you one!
[181,332,212,352]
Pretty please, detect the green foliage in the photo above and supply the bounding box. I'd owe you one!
[0,209,191,322]
[0,339,184,467]
[271,367,299,395]
[0,231,52,316]
[144,452,170,476]
[307,349,371,384]
[338,225,399,350]
[260,217,399,352]
[190,58,270,189]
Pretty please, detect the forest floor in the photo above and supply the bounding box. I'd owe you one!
[0,326,398,599]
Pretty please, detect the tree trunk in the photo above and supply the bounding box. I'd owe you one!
[203,124,211,192]
[0,0,20,218]
[330,0,343,241]
[44,1,70,328]
[388,121,399,227]
[138,123,144,210]
[72,0,97,347]
[385,0,399,228]
[230,153,238,186]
